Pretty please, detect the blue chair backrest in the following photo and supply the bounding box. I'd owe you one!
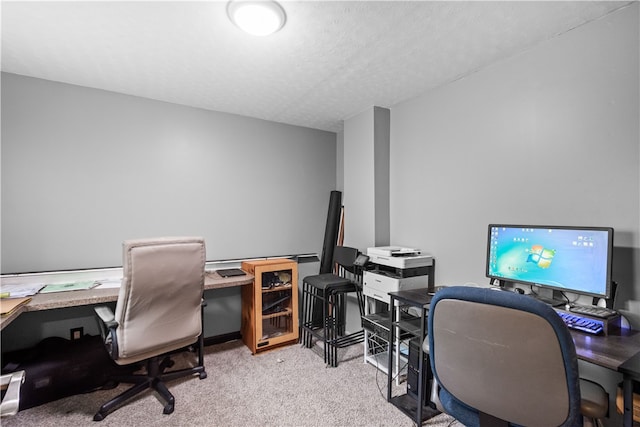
[428,286,582,427]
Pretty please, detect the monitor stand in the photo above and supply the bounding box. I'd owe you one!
[491,280,566,307]
[530,288,565,307]
[530,294,565,308]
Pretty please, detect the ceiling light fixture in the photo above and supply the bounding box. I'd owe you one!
[227,0,286,37]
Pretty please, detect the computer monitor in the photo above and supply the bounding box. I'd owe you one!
[486,224,614,299]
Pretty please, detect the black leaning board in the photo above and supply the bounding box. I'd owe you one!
[216,268,246,278]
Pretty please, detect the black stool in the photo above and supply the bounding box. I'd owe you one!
[300,246,367,367]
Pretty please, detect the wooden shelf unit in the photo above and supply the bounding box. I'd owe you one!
[241,259,298,353]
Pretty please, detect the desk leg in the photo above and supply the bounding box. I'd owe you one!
[395,305,401,386]
[387,300,395,402]
[624,376,634,427]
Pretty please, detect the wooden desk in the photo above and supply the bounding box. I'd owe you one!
[0,271,253,331]
[570,329,640,427]
[572,327,640,371]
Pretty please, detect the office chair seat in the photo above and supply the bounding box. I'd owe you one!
[303,273,355,292]
[580,378,609,420]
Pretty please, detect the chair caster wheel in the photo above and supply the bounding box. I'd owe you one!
[199,372,207,379]
[163,403,175,415]
[93,412,106,422]
[100,380,119,390]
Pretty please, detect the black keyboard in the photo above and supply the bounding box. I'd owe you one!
[556,311,604,335]
[569,304,617,319]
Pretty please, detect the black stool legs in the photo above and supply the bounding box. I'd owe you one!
[299,279,365,367]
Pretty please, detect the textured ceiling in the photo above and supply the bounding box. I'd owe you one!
[1,1,633,132]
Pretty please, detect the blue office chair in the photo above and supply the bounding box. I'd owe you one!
[428,286,608,427]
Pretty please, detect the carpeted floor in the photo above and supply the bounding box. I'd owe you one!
[2,339,461,427]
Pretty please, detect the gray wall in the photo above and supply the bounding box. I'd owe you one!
[1,73,336,273]
[343,106,391,250]
[1,73,336,351]
[389,5,639,307]
[385,9,638,425]
[343,108,376,250]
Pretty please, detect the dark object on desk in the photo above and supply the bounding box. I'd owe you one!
[216,268,246,278]
[300,246,367,367]
[428,286,608,427]
[1,335,132,411]
[93,237,207,421]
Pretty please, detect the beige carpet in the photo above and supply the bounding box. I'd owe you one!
[2,339,460,427]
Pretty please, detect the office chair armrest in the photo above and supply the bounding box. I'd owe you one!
[94,305,119,360]
[0,370,25,417]
[95,305,117,327]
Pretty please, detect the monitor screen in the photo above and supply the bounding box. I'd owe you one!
[486,224,613,298]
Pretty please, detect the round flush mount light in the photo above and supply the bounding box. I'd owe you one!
[227,0,286,36]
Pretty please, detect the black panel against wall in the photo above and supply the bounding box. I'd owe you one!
[320,191,342,274]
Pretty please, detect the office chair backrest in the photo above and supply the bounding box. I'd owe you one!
[114,237,206,364]
[428,286,582,427]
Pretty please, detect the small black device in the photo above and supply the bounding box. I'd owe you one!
[216,268,246,278]
[354,253,369,267]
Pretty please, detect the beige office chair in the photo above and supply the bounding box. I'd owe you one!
[93,237,207,421]
[427,286,608,427]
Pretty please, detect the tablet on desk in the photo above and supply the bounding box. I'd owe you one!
[39,281,99,293]
[216,268,246,278]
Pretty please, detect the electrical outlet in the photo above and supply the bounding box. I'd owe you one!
[70,327,83,341]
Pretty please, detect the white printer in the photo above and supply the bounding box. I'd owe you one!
[363,246,434,303]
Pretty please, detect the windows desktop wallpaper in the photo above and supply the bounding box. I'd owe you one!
[488,226,609,296]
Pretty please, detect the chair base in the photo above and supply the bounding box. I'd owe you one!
[93,354,206,421]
